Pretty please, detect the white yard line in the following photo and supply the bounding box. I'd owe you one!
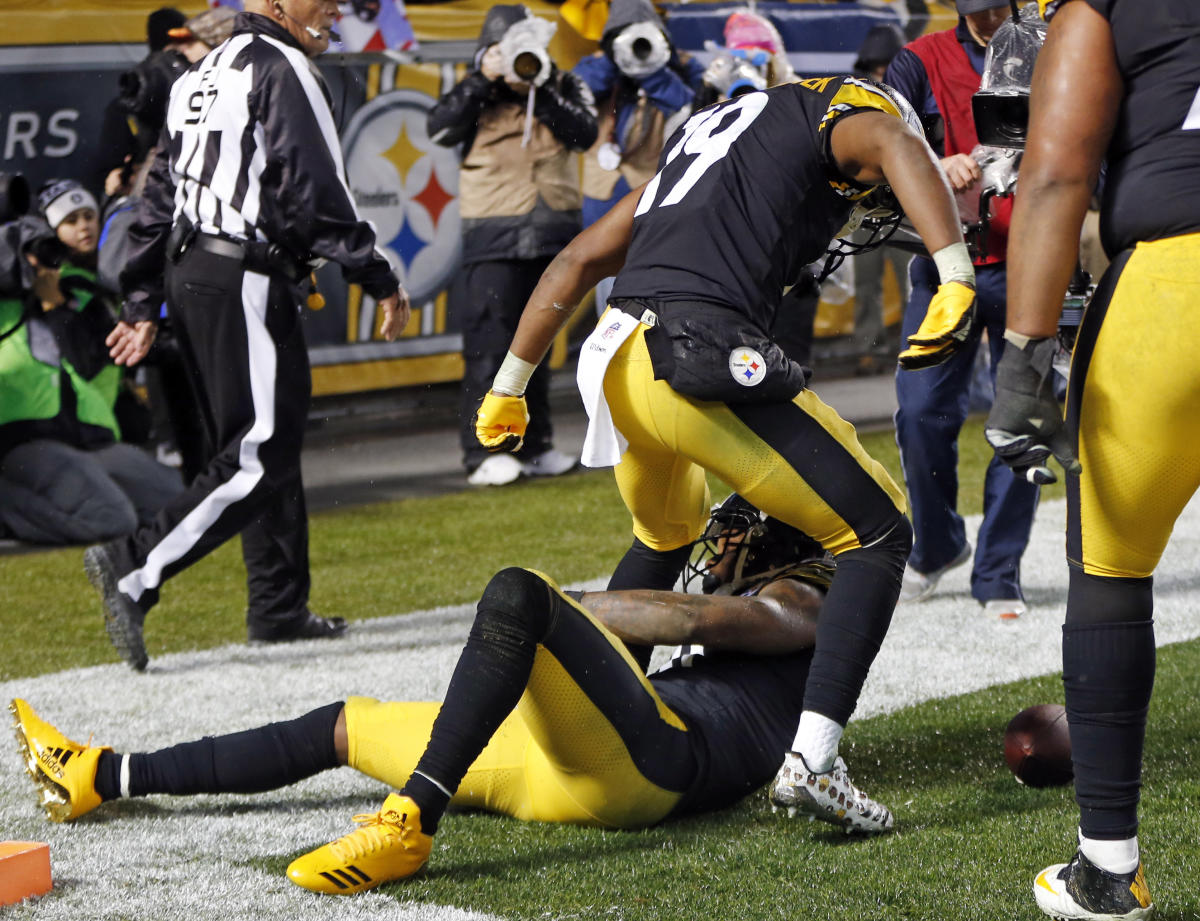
[5,496,1200,919]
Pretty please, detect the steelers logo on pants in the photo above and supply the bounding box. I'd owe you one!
[729,347,767,387]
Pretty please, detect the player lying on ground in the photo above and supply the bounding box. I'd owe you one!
[14,506,883,897]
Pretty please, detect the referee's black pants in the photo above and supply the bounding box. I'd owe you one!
[107,243,312,633]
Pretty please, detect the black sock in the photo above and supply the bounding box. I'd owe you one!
[95,750,122,801]
[102,702,343,799]
[1064,569,1155,839]
[399,772,450,835]
[405,568,553,832]
[803,517,911,725]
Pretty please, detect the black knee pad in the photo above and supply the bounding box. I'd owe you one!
[478,566,555,639]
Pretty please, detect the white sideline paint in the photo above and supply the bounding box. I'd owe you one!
[5,497,1200,919]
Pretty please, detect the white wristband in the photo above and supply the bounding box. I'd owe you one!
[931,242,975,287]
[492,350,537,396]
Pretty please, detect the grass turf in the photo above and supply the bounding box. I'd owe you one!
[0,416,1062,682]
[5,414,1193,920]
[250,651,1199,920]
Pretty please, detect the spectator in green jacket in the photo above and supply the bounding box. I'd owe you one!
[0,217,181,544]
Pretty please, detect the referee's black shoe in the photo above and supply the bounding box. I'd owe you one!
[83,543,148,672]
[247,610,349,644]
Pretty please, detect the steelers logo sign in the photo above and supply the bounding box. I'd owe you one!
[729,347,767,387]
[342,89,461,308]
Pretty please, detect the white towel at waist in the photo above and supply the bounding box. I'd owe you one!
[576,305,656,468]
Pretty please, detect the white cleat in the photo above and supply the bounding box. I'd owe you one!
[768,752,893,834]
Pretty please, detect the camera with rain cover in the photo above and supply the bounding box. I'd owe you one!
[498,15,557,87]
[1,172,32,298]
[971,2,1090,355]
[0,172,69,320]
[609,21,671,78]
[701,42,769,100]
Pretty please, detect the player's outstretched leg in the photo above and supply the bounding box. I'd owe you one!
[769,751,894,834]
[11,698,106,822]
[1034,850,1155,921]
[287,793,433,895]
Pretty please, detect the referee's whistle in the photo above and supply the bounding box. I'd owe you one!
[306,273,326,310]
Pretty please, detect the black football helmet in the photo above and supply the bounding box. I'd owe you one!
[817,80,923,283]
[684,494,833,596]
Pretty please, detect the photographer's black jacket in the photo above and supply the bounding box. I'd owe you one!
[120,12,398,322]
[427,68,597,264]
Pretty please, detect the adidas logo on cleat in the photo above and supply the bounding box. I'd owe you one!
[319,865,373,890]
[37,745,74,780]
[287,793,434,895]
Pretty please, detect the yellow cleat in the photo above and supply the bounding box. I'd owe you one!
[287,793,434,895]
[10,698,108,822]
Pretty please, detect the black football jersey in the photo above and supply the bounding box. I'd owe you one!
[1082,0,1200,254]
[652,647,812,816]
[609,77,903,332]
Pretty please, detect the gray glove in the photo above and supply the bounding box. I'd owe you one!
[985,336,1081,485]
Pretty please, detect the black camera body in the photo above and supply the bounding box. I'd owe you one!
[0,172,31,226]
[119,49,189,134]
[0,172,70,299]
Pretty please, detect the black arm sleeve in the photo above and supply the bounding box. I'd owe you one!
[534,69,599,151]
[256,56,397,299]
[426,71,497,149]
[118,138,175,323]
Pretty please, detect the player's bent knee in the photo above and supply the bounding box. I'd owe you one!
[835,514,912,576]
[478,567,556,638]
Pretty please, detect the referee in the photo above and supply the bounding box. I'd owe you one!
[87,0,409,670]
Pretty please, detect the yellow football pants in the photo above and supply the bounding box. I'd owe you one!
[602,318,907,553]
[343,595,688,828]
[1066,232,1200,577]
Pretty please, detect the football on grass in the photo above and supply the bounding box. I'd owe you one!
[1004,704,1074,787]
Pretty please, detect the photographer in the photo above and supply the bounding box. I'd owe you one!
[428,4,597,486]
[696,8,797,108]
[0,181,182,546]
[884,0,1039,621]
[93,8,189,195]
[572,0,704,310]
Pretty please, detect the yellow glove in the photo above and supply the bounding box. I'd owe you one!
[898,281,977,371]
[475,391,529,453]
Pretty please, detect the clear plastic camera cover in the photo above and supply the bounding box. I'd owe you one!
[978,4,1047,95]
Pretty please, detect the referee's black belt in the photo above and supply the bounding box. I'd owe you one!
[189,232,309,283]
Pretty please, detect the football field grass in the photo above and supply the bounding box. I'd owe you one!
[4,418,1198,920]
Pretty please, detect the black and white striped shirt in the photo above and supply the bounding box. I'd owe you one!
[121,12,396,320]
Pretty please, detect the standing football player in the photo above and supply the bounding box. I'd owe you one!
[473,76,976,836]
[984,1,1200,918]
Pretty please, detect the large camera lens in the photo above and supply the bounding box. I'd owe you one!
[973,92,1029,149]
[512,50,543,82]
[27,234,70,271]
[631,36,652,60]
[119,50,188,132]
[0,173,31,225]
